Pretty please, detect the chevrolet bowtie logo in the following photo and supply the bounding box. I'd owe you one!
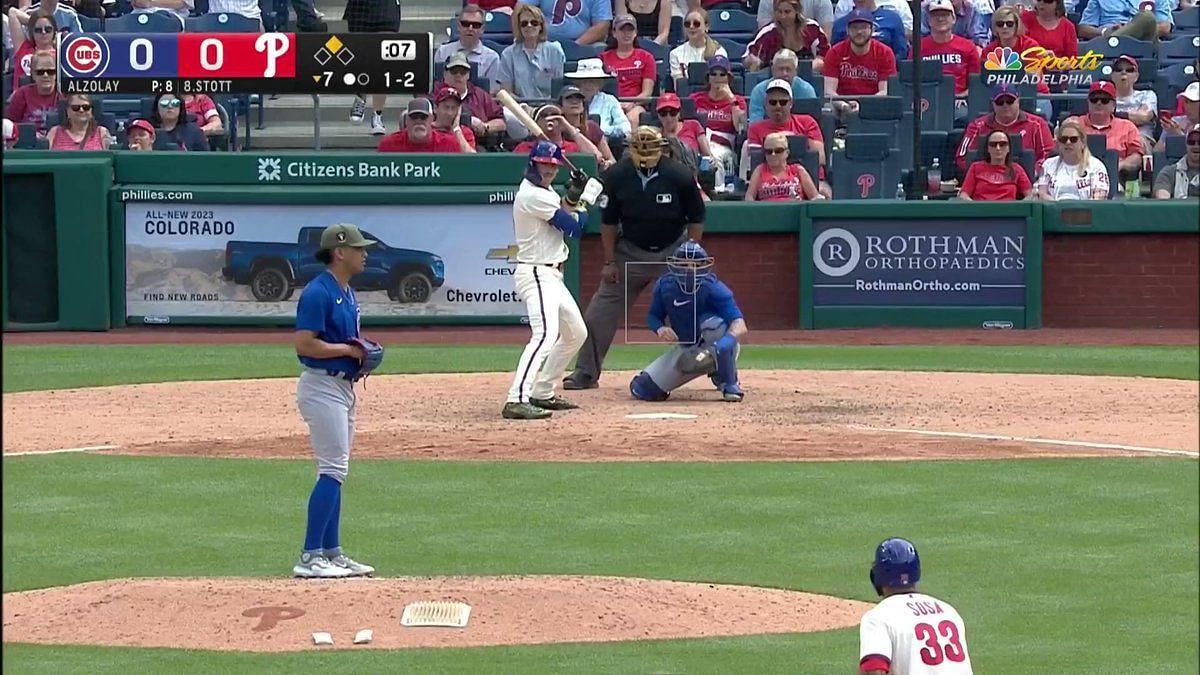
[486,245,520,263]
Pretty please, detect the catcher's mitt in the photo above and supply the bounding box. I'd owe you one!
[676,345,717,376]
[346,337,384,381]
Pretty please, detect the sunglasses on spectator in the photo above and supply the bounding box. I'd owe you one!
[33,68,55,76]
[1187,136,1200,146]
[658,108,680,116]
[32,25,55,34]
[1088,96,1113,104]
[994,20,1016,28]
[70,103,92,112]
[994,96,1016,106]
[563,94,585,101]
[1058,134,1081,143]
[765,147,788,154]
[519,19,541,27]
[767,99,790,106]
[159,99,182,108]
[684,20,703,28]
[1037,0,1056,4]
[709,70,729,77]
[988,140,1009,147]
[1113,67,1136,74]
[459,20,483,28]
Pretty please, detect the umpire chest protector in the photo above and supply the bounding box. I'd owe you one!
[601,159,705,253]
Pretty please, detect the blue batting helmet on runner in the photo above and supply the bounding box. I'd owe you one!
[870,537,921,596]
[666,240,714,294]
[526,140,565,184]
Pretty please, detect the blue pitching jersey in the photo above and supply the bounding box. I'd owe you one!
[296,270,361,373]
[647,273,743,345]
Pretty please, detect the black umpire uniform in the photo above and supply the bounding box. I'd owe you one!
[564,144,706,389]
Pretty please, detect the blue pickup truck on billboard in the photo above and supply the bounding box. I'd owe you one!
[222,226,446,303]
[811,219,1027,307]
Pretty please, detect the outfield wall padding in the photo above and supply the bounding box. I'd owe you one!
[2,151,1198,331]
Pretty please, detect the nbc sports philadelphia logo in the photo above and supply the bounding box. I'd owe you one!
[257,157,282,182]
[982,45,1103,88]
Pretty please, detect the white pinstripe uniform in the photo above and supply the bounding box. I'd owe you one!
[506,178,588,404]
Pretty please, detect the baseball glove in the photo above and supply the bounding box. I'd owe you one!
[676,345,717,376]
[346,337,384,381]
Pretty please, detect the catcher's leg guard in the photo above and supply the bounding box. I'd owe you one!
[712,333,740,394]
[630,371,670,401]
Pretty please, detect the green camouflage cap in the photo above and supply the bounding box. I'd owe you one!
[320,223,376,250]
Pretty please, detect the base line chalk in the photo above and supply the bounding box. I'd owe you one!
[5,445,118,457]
[847,426,1198,458]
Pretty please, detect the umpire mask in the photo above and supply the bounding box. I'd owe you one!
[628,125,667,170]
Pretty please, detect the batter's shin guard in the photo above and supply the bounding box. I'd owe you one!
[713,334,740,389]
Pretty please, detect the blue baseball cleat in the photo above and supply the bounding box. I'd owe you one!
[721,383,744,403]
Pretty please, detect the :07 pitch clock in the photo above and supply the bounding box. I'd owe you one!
[295,33,431,95]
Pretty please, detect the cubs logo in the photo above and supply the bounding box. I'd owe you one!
[61,34,109,77]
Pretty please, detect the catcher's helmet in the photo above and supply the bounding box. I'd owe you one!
[666,240,714,294]
[628,125,667,170]
[526,140,565,184]
[869,537,921,596]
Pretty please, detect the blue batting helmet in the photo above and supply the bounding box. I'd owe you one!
[870,537,921,596]
[666,240,714,294]
[525,140,565,184]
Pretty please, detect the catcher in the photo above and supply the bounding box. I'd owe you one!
[629,240,747,403]
[291,223,383,579]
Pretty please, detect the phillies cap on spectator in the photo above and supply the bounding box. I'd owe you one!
[435,86,462,104]
[991,82,1020,101]
[846,8,877,25]
[926,0,956,14]
[613,13,637,30]
[127,118,156,138]
[656,92,682,111]
[766,78,793,96]
[1182,82,1200,102]
[1088,80,1117,98]
[406,97,434,117]
[444,51,471,71]
[706,54,732,73]
[1112,54,1139,71]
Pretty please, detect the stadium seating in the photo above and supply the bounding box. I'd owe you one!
[560,41,602,62]
[103,11,183,33]
[707,9,757,42]
[638,38,670,63]
[1173,6,1199,32]
[185,12,260,33]
[1078,35,1154,60]
[1159,34,1200,65]
[483,11,512,36]
[831,133,904,199]
[78,14,102,32]
[889,61,954,132]
[1163,133,1188,164]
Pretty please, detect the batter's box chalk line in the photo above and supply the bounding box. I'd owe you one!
[626,412,699,420]
[401,601,472,628]
[847,425,1199,458]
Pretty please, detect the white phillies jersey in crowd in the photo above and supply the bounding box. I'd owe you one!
[512,178,569,266]
[859,592,973,675]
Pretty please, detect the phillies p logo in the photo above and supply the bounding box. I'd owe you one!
[857,173,876,198]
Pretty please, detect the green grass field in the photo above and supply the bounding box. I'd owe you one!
[3,343,1198,674]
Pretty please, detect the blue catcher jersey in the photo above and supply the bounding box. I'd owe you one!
[647,273,743,345]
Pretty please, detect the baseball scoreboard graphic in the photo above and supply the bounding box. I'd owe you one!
[58,32,432,95]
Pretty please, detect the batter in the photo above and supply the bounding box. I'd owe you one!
[503,140,603,420]
[859,538,974,675]
[292,223,380,578]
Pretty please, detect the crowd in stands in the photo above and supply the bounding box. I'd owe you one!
[3,0,1198,200]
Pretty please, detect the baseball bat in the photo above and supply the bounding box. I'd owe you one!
[495,89,580,173]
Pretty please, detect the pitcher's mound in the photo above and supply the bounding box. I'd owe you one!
[3,575,871,652]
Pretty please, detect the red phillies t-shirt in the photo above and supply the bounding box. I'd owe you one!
[1020,11,1078,59]
[475,0,516,10]
[668,119,706,152]
[689,91,747,139]
[921,34,981,95]
[747,114,822,147]
[3,84,62,132]
[377,129,464,152]
[12,41,38,92]
[755,163,811,201]
[599,48,657,98]
[824,39,898,96]
[983,36,1050,93]
[185,94,219,124]
[512,139,581,154]
[960,161,1032,201]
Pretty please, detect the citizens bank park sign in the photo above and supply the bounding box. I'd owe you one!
[811,219,1027,307]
